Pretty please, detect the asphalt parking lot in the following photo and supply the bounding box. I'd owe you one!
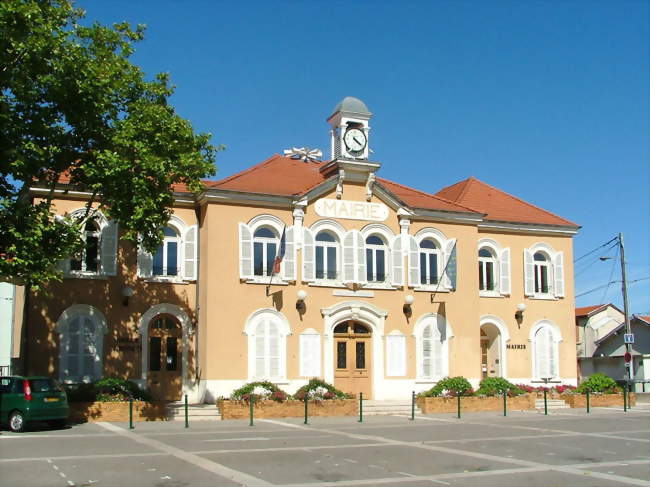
[1,407,649,487]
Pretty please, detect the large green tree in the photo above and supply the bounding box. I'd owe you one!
[0,0,220,288]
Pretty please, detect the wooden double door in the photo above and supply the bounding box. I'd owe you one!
[148,315,182,401]
[334,321,372,399]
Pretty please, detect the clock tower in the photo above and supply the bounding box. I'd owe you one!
[327,96,372,161]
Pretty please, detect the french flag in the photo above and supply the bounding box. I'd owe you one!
[272,227,286,275]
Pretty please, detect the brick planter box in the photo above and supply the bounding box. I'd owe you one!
[69,401,168,423]
[218,399,357,420]
[561,393,636,408]
[416,394,535,414]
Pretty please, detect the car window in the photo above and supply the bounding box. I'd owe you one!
[0,377,10,393]
[30,379,59,393]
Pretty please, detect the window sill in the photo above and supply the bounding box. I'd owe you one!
[144,277,189,285]
[363,283,397,290]
[308,280,347,289]
[64,273,108,280]
[479,291,505,299]
[529,294,558,301]
[413,286,450,293]
[245,277,290,286]
[415,379,438,384]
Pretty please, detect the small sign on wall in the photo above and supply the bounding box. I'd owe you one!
[624,333,635,344]
[315,198,389,222]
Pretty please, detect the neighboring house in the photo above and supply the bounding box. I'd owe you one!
[576,304,650,391]
[23,97,581,402]
[0,283,24,376]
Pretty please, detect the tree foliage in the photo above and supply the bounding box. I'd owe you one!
[0,0,220,287]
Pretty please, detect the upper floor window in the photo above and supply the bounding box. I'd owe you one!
[315,231,338,280]
[153,226,180,277]
[253,227,278,277]
[524,244,564,298]
[70,220,100,273]
[419,239,440,286]
[365,235,387,282]
[533,252,551,294]
[478,248,496,291]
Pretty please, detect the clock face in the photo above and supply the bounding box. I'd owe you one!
[343,128,367,153]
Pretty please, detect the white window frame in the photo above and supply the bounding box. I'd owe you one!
[413,313,454,381]
[315,231,340,281]
[529,320,562,380]
[412,228,452,292]
[244,309,291,382]
[240,215,291,285]
[419,238,441,286]
[525,243,564,299]
[70,219,101,273]
[478,247,497,292]
[253,226,280,278]
[304,220,346,286]
[63,209,117,278]
[153,226,181,277]
[361,224,395,289]
[477,238,510,298]
[56,304,107,383]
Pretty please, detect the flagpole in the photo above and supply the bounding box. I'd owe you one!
[430,241,457,304]
[266,225,286,296]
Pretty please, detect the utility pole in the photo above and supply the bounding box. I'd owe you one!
[618,233,633,381]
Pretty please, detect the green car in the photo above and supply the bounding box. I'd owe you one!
[0,376,69,432]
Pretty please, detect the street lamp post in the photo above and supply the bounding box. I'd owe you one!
[618,233,634,383]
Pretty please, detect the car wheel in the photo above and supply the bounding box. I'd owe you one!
[9,410,25,433]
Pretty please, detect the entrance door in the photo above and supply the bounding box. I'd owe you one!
[480,329,489,379]
[480,325,501,379]
[148,315,182,401]
[333,321,372,399]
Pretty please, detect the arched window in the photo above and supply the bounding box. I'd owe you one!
[153,226,180,276]
[420,320,444,379]
[57,305,106,383]
[533,252,551,294]
[419,238,440,285]
[253,227,278,277]
[478,247,497,291]
[315,231,338,280]
[365,235,387,282]
[533,325,558,379]
[70,220,100,273]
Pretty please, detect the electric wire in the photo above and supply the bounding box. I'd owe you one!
[576,276,650,298]
[574,236,618,263]
[574,242,618,278]
[598,244,620,304]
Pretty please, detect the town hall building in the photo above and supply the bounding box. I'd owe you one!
[25,97,580,402]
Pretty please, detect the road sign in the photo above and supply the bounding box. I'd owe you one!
[624,333,635,344]
[624,351,632,363]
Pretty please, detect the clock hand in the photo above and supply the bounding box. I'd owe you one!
[353,137,363,146]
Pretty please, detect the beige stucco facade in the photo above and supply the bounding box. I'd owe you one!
[25,173,578,402]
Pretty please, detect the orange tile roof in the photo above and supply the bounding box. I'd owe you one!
[436,177,578,227]
[376,178,481,214]
[575,304,607,317]
[636,315,650,324]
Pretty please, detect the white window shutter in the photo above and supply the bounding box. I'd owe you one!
[499,247,511,295]
[342,230,356,284]
[535,328,549,378]
[442,238,457,290]
[407,235,420,287]
[268,322,280,379]
[386,334,406,376]
[524,249,535,296]
[282,226,296,281]
[553,251,565,298]
[354,230,367,284]
[432,326,443,378]
[390,235,404,287]
[239,223,253,280]
[137,240,153,278]
[300,332,321,377]
[100,220,118,276]
[549,330,558,377]
[302,227,315,282]
[183,225,198,280]
[255,323,265,379]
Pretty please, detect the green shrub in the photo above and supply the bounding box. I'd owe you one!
[230,381,288,402]
[63,382,97,402]
[577,373,620,394]
[476,377,525,396]
[64,377,151,402]
[420,377,473,397]
[293,379,352,400]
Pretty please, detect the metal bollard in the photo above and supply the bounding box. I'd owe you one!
[457,394,461,419]
[543,388,548,416]
[410,391,415,421]
[503,390,507,417]
[249,395,254,427]
[304,396,309,425]
[624,384,628,412]
[184,394,189,428]
[586,389,590,413]
[358,392,363,423]
[129,397,134,429]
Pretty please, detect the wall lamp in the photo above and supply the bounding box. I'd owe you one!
[515,302,526,320]
[296,290,308,312]
[403,294,415,315]
[122,286,135,307]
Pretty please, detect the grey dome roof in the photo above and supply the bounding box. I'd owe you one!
[332,96,371,116]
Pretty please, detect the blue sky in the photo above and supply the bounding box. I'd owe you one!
[85,0,649,313]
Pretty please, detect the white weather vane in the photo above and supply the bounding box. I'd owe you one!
[283,147,322,162]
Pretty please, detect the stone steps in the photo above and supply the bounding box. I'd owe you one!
[535,398,571,409]
[362,400,421,416]
[165,402,219,421]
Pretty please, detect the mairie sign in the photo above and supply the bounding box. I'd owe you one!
[315,199,389,222]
